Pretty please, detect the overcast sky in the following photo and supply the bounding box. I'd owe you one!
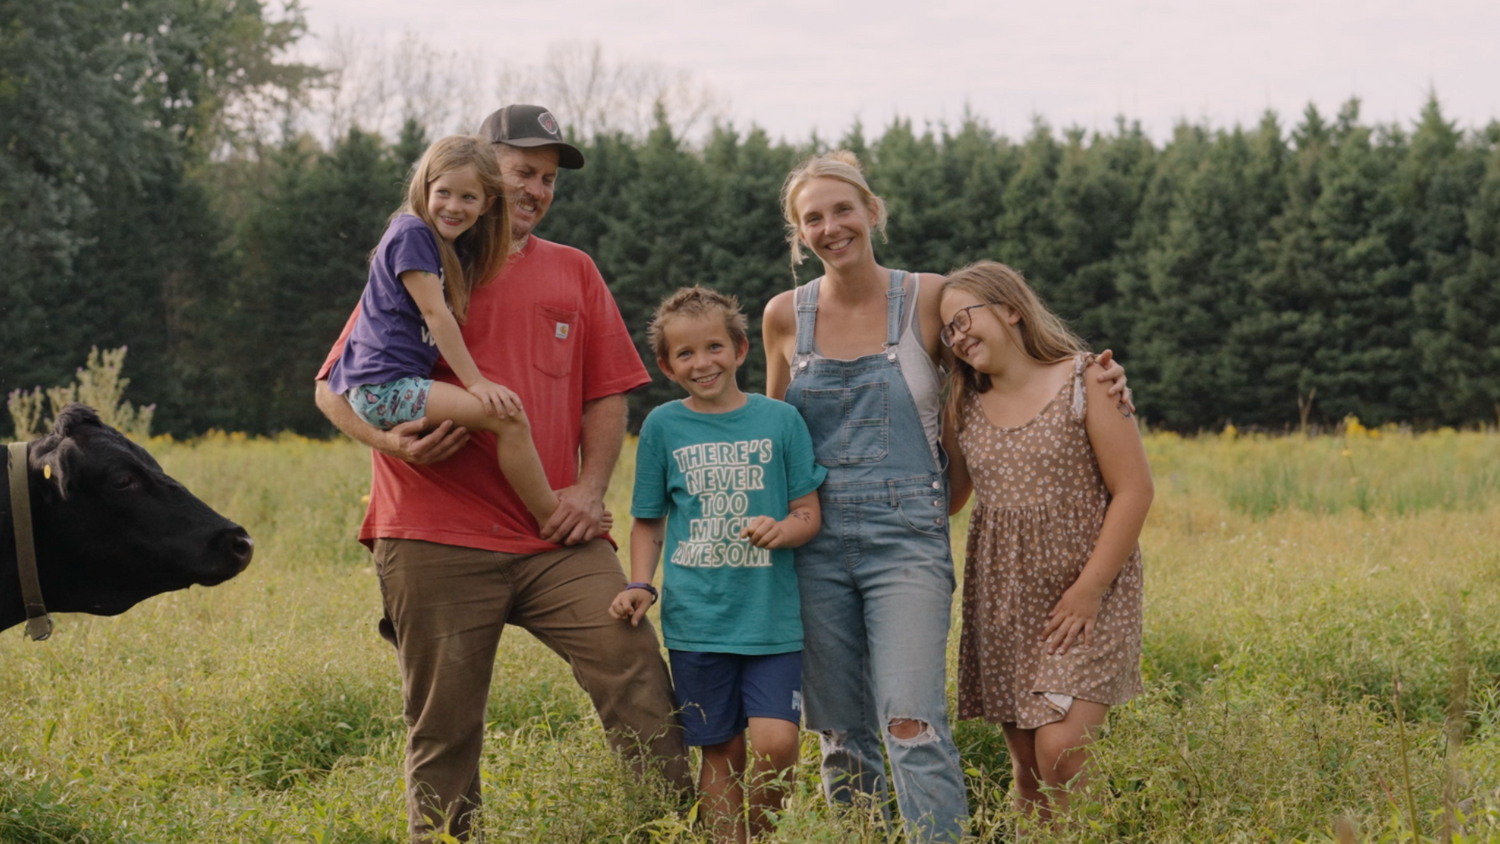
[295,0,1500,143]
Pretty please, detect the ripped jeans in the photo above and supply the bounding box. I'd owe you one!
[795,476,967,843]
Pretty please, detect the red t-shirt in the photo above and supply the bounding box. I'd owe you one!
[317,236,650,554]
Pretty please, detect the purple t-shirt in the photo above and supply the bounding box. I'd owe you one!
[327,214,446,395]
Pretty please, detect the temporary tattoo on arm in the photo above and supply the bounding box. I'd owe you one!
[789,509,814,524]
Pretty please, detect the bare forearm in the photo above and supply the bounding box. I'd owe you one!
[423,312,484,387]
[777,493,821,548]
[578,393,628,497]
[315,379,386,449]
[1073,485,1152,596]
[628,518,665,583]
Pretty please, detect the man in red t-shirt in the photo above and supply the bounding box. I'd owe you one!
[314,105,688,842]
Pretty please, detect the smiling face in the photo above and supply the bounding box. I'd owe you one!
[792,177,879,270]
[426,165,494,242]
[939,287,1020,376]
[496,144,560,241]
[657,313,749,412]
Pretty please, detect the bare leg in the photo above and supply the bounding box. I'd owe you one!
[744,717,799,840]
[422,382,558,524]
[1032,699,1110,815]
[1000,723,1047,819]
[699,733,748,844]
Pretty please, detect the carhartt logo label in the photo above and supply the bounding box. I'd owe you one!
[538,111,559,136]
[554,322,569,339]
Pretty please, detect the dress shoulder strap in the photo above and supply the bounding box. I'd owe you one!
[1070,353,1097,422]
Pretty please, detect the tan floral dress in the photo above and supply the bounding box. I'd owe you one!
[956,355,1143,728]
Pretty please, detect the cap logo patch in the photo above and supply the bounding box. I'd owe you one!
[537,111,559,136]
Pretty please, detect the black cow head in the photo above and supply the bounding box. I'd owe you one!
[2,404,252,631]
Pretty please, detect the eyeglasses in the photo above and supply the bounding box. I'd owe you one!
[939,303,993,348]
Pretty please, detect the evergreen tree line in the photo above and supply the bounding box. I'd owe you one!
[553,103,1500,433]
[4,4,1498,436]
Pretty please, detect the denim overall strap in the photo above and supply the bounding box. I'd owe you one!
[882,269,904,354]
[787,271,942,481]
[793,277,821,359]
[788,271,905,369]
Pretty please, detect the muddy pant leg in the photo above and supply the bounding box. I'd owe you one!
[375,539,511,843]
[505,539,691,793]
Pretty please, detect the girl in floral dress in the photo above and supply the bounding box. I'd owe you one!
[939,261,1153,820]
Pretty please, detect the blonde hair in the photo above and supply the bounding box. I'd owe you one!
[648,286,750,363]
[393,135,511,322]
[942,261,1090,432]
[779,150,888,268]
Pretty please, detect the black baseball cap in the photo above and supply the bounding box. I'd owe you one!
[479,105,585,170]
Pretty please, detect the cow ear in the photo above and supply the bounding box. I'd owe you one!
[51,403,104,438]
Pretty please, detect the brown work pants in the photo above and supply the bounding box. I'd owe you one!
[373,538,690,842]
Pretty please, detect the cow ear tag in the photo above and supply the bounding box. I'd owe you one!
[43,465,51,480]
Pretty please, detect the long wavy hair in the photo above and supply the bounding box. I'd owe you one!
[388,135,510,322]
[942,261,1089,433]
[779,150,888,269]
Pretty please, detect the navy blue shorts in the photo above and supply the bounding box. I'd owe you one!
[668,650,803,747]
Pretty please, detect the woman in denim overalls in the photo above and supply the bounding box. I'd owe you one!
[763,152,1128,843]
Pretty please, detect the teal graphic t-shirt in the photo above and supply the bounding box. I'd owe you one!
[632,393,826,654]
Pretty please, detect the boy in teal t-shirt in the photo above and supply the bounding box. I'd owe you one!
[610,287,825,843]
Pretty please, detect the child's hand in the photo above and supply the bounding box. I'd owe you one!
[467,379,523,418]
[1042,585,1104,656]
[609,588,653,627]
[739,515,790,549]
[600,509,614,533]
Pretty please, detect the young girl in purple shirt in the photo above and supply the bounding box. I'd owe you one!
[327,135,557,526]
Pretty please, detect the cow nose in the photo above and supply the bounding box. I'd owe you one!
[229,530,254,572]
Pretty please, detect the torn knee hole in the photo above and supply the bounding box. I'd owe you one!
[887,718,925,739]
[819,729,848,753]
[886,718,936,744]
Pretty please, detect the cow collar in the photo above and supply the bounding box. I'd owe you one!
[7,442,52,640]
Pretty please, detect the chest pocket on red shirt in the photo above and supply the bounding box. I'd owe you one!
[535,304,578,378]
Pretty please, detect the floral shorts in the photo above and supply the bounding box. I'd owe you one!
[345,377,432,430]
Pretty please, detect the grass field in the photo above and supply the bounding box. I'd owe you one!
[2,426,1498,843]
